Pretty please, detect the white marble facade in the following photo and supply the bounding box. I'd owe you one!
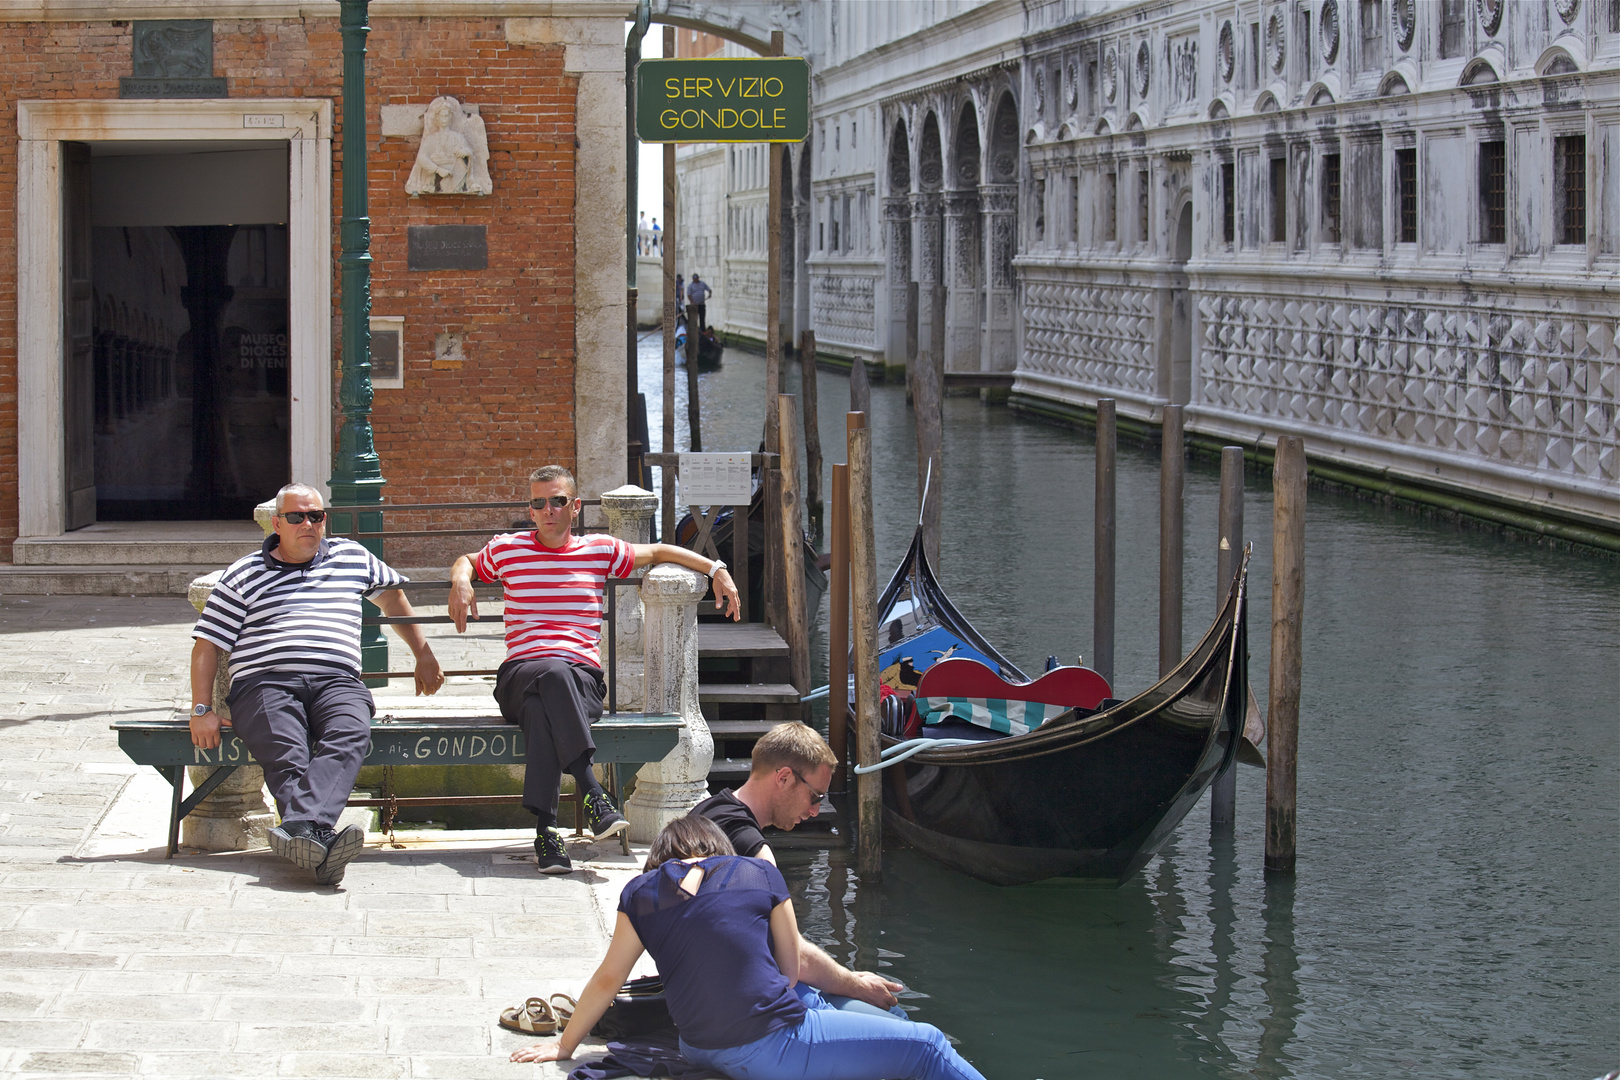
[673,0,1619,527]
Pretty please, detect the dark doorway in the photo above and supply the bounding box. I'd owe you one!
[86,142,290,521]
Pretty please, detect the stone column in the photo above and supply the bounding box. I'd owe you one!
[980,184,1019,373]
[600,484,657,712]
[883,195,913,378]
[943,190,982,373]
[912,192,943,382]
[182,572,276,851]
[624,563,712,842]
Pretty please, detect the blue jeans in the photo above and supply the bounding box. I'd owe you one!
[679,986,984,1080]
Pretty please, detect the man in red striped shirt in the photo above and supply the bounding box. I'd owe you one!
[449,465,740,873]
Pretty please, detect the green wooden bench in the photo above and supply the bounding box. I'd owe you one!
[112,709,682,858]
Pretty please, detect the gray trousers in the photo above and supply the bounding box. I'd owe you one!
[494,656,605,824]
[227,670,373,826]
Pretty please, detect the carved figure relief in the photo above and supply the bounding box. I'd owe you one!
[406,97,493,197]
[1321,0,1341,64]
[1478,0,1503,35]
[133,21,212,78]
[1554,0,1580,23]
[1171,35,1198,106]
[1218,21,1236,82]
[1391,0,1416,51]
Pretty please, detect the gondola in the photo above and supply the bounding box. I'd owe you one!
[673,315,723,370]
[855,528,1251,886]
[674,483,827,624]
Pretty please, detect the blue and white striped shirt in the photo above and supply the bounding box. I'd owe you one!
[193,537,406,680]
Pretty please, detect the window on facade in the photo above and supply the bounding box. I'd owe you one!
[1070,175,1081,243]
[851,121,857,148]
[1302,11,1313,73]
[1439,0,1467,58]
[1479,140,1505,244]
[1555,135,1586,245]
[1221,161,1235,244]
[835,125,841,152]
[830,218,839,252]
[1611,0,1620,33]
[1088,60,1098,112]
[1250,22,1261,86]
[818,221,824,250]
[842,195,852,252]
[1102,170,1118,242]
[1322,152,1342,243]
[1359,0,1383,72]
[1034,177,1046,242]
[1137,168,1150,244]
[1395,147,1417,243]
[1269,156,1287,243]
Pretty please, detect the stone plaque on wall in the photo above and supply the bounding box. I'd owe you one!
[120,21,227,99]
[408,225,488,271]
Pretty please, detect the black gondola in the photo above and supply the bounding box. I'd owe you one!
[858,528,1250,887]
[674,484,827,624]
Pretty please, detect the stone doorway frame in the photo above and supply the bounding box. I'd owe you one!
[16,99,333,537]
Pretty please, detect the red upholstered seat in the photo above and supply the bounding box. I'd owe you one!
[915,658,1113,711]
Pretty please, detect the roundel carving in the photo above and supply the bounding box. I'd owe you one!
[1033,67,1046,114]
[1135,41,1151,96]
[1218,21,1235,82]
[1554,0,1579,23]
[1266,12,1286,73]
[1066,60,1078,108]
[1477,0,1503,35]
[1391,0,1416,50]
[1102,47,1118,102]
[1320,0,1340,64]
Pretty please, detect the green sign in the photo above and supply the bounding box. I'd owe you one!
[636,57,809,144]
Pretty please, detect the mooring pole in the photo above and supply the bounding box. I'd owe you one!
[849,354,871,414]
[776,395,811,700]
[624,1,650,488]
[1211,446,1245,828]
[331,0,385,679]
[661,22,678,541]
[848,414,881,879]
[1267,436,1306,872]
[800,330,823,541]
[829,459,851,787]
[1093,399,1117,686]
[914,328,943,571]
[684,287,701,453]
[761,30,785,458]
[1159,405,1185,677]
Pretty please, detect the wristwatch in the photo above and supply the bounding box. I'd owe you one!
[707,560,727,579]
[192,704,211,717]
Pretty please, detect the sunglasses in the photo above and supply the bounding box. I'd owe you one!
[790,769,828,802]
[530,496,575,510]
[280,510,327,524]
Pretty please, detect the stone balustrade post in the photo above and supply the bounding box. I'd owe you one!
[624,563,712,842]
[599,484,657,713]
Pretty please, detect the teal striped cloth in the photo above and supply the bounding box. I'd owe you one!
[917,696,1059,736]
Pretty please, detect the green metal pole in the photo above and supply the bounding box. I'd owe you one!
[330,0,387,682]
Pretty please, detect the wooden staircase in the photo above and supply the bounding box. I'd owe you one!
[696,621,800,789]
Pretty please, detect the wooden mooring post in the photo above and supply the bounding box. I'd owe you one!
[1093,399,1117,686]
[849,355,871,414]
[848,413,881,879]
[1211,446,1244,828]
[1267,436,1306,872]
[761,30,785,459]
[660,23,678,542]
[829,461,850,787]
[775,395,811,700]
[801,331,823,540]
[684,306,701,453]
[1159,405,1185,677]
[913,330,944,570]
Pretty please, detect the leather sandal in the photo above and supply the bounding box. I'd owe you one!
[549,993,578,1031]
[499,996,558,1035]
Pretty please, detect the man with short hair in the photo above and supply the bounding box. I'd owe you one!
[448,464,741,874]
[191,483,444,886]
[686,273,711,332]
[693,722,905,1014]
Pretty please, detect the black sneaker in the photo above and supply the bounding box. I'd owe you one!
[584,792,629,842]
[313,824,365,886]
[535,827,572,874]
[268,819,327,871]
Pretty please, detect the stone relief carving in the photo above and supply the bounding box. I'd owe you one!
[1218,21,1236,82]
[406,96,493,197]
[1171,35,1198,107]
[1554,0,1580,23]
[1135,41,1152,96]
[1021,279,1158,393]
[811,275,877,346]
[133,21,212,78]
[1102,47,1118,102]
[1320,0,1341,64]
[1066,61,1079,108]
[1391,0,1416,51]
[1478,0,1503,36]
[1266,12,1287,74]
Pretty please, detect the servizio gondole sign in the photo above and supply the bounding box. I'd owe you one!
[635,57,810,143]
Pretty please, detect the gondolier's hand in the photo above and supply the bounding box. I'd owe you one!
[414,651,445,697]
[713,567,741,621]
[448,575,478,632]
[189,708,223,750]
[847,970,904,1010]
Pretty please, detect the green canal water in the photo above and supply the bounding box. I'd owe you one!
[638,339,1619,1079]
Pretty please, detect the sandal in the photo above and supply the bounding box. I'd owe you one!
[549,993,578,1031]
[499,997,558,1035]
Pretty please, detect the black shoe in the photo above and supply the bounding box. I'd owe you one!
[268,820,327,871]
[313,824,365,886]
[583,792,629,842]
[535,827,572,874]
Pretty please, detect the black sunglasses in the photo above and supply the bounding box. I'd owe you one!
[530,496,575,510]
[790,769,828,802]
[280,510,327,524]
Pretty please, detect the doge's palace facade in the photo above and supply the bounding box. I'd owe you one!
[673,0,1620,531]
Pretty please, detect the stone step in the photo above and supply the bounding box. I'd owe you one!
[697,622,789,659]
[13,522,263,566]
[0,564,219,596]
[698,682,801,705]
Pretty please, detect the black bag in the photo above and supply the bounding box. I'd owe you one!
[591,976,673,1040]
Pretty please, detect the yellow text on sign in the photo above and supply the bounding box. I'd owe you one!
[659,107,790,133]
[663,76,787,99]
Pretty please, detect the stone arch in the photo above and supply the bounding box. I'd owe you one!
[988,91,1019,184]
[1208,98,1231,119]
[1536,44,1581,75]
[944,98,984,373]
[1254,90,1281,112]
[1461,57,1501,85]
[1378,71,1411,96]
[919,111,944,191]
[888,117,911,194]
[953,99,981,189]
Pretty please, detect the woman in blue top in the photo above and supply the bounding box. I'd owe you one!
[511,815,984,1080]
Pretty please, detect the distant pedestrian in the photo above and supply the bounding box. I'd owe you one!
[687,274,712,332]
[637,212,648,253]
[675,273,686,316]
[650,218,662,254]
[190,483,444,886]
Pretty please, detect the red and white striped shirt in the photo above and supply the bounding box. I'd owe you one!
[474,532,636,669]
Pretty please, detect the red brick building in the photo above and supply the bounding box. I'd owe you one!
[0,3,631,565]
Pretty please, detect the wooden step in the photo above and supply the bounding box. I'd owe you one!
[698,683,801,705]
[707,719,783,738]
[698,622,789,659]
[707,757,752,780]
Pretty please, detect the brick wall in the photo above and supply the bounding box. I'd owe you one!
[0,16,580,561]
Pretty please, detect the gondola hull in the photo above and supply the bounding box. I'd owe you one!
[865,531,1249,886]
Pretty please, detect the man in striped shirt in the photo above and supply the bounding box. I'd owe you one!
[192,483,444,885]
[448,464,740,873]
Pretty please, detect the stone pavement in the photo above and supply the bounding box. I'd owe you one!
[0,594,666,1079]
